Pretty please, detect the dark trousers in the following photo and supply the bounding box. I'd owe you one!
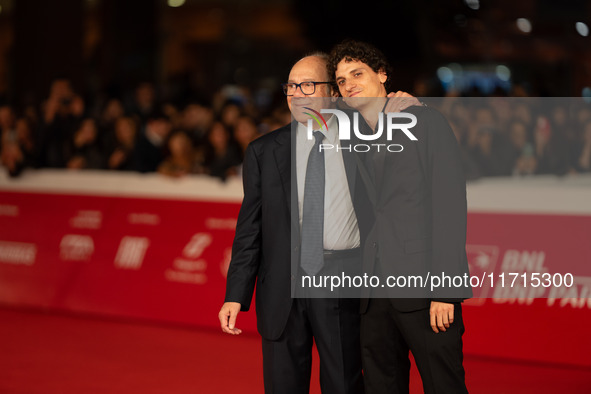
[262,297,364,394]
[361,298,467,394]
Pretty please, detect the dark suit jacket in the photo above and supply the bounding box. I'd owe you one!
[224,121,369,341]
[358,105,472,312]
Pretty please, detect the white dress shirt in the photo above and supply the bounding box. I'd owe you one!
[296,115,360,250]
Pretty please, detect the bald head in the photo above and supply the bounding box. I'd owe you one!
[286,55,334,124]
[288,55,331,90]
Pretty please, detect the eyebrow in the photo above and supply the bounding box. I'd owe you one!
[336,68,364,81]
[287,79,316,83]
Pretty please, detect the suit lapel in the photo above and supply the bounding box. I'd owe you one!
[274,124,292,212]
[341,140,357,199]
[352,110,379,204]
[273,122,299,243]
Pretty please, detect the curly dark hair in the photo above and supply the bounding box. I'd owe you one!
[327,39,393,94]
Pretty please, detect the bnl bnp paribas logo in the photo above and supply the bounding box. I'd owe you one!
[303,107,418,153]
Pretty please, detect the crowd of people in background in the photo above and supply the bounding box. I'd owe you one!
[1,78,591,180]
[0,78,291,180]
[437,97,591,179]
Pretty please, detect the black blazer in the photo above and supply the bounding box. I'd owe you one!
[357,105,472,312]
[224,122,369,340]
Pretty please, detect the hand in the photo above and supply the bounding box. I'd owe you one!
[71,95,85,117]
[108,149,127,169]
[429,301,454,333]
[74,130,91,148]
[219,302,242,335]
[44,98,60,124]
[385,91,421,112]
[67,156,86,170]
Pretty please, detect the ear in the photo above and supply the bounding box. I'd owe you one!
[378,68,388,84]
[329,86,340,99]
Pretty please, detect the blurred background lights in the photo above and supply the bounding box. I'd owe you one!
[583,87,591,102]
[575,22,589,37]
[167,0,186,8]
[449,63,463,74]
[496,65,511,81]
[464,0,480,10]
[454,14,468,27]
[437,66,454,83]
[516,18,532,33]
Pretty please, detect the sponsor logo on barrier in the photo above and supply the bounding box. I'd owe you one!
[165,270,207,284]
[0,241,36,265]
[493,249,547,303]
[205,218,238,230]
[60,235,94,261]
[465,244,500,305]
[69,210,102,229]
[173,259,206,271]
[165,233,211,284]
[128,213,160,225]
[114,236,150,269]
[464,247,590,309]
[0,204,19,217]
[477,249,590,309]
[547,276,591,309]
[182,233,212,259]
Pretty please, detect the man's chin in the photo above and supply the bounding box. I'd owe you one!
[292,113,311,124]
[343,96,372,109]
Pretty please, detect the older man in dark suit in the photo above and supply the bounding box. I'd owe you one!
[218,53,368,394]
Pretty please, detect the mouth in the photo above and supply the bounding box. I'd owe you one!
[348,91,361,98]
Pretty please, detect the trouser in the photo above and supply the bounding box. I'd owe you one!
[262,253,364,394]
[361,298,468,394]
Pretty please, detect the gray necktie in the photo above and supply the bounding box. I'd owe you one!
[300,131,325,275]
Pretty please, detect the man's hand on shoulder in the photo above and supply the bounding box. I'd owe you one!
[219,302,242,335]
[386,91,422,112]
[429,301,454,333]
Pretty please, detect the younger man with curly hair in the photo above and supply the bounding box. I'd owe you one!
[328,40,471,394]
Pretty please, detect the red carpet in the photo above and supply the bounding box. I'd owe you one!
[1,307,589,393]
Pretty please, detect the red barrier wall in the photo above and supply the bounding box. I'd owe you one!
[1,171,590,367]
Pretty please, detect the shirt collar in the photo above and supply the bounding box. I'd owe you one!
[296,114,339,144]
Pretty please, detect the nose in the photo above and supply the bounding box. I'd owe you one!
[345,80,355,94]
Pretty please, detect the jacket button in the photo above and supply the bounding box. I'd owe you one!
[291,275,295,280]
[294,246,299,252]
[372,242,377,248]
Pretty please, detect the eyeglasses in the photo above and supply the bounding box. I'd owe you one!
[281,81,332,96]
